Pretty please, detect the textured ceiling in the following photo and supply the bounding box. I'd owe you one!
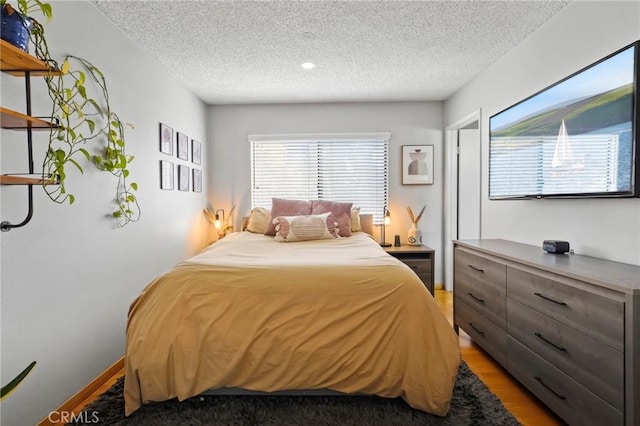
[92,0,571,105]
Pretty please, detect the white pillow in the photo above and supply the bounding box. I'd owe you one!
[273,213,337,242]
[245,207,271,234]
[350,207,361,232]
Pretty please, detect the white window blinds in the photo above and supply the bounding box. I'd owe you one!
[250,133,390,224]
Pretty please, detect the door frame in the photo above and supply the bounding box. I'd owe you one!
[443,109,481,291]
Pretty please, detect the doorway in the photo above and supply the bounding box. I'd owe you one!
[444,110,481,291]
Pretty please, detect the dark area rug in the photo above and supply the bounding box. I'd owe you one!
[69,361,520,425]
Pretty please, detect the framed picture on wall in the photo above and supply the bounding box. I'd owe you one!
[178,165,190,191]
[159,123,173,155]
[177,132,189,160]
[192,139,202,165]
[192,169,202,193]
[402,145,434,185]
[160,160,174,189]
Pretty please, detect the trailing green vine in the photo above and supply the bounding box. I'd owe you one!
[41,55,140,226]
[5,0,140,226]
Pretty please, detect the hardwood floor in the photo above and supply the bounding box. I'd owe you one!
[49,290,563,425]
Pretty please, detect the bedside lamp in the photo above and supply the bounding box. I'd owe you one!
[214,209,225,237]
[380,207,391,247]
[214,209,224,229]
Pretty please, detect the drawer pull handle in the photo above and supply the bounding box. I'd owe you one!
[408,265,418,269]
[534,376,567,400]
[468,264,484,273]
[534,292,568,306]
[534,332,567,352]
[468,292,485,303]
[468,322,485,336]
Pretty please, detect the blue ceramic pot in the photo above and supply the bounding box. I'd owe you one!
[1,4,33,52]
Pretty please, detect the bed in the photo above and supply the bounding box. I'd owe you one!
[124,224,461,417]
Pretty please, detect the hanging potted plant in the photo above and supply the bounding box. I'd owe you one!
[1,0,140,227]
[0,0,50,51]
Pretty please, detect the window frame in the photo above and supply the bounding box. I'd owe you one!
[248,132,391,224]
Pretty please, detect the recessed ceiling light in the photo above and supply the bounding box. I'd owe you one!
[301,62,315,70]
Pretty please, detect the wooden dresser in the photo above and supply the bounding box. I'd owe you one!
[453,239,640,426]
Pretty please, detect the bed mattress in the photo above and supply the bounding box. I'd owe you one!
[124,231,460,416]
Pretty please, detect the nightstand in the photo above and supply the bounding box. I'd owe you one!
[384,245,435,295]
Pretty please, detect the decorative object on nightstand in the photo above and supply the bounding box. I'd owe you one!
[379,207,391,247]
[406,205,425,246]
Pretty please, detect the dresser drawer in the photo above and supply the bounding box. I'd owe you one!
[455,249,506,329]
[507,298,623,411]
[455,248,507,290]
[507,266,624,351]
[455,297,506,367]
[507,337,623,426]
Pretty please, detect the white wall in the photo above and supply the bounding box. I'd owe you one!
[0,2,209,424]
[208,101,446,277]
[444,1,640,265]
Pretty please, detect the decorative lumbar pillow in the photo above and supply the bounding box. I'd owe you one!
[350,207,362,232]
[264,198,313,236]
[311,199,353,237]
[273,213,337,242]
[245,207,271,234]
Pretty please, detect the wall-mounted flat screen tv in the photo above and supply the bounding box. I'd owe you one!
[489,41,639,199]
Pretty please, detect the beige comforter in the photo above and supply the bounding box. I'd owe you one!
[124,232,460,416]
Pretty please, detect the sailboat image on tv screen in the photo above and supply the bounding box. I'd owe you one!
[551,119,584,171]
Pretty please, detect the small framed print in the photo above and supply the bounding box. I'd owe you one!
[177,132,189,160]
[192,169,202,193]
[178,165,190,191]
[402,145,434,185]
[191,139,201,165]
[159,123,173,155]
[160,160,174,189]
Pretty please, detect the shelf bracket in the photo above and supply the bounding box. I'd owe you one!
[1,185,34,232]
[1,70,36,232]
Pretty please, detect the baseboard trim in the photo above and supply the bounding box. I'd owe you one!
[37,356,124,426]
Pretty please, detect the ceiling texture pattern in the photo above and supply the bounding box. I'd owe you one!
[92,0,571,105]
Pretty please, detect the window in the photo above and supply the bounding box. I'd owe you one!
[249,133,390,224]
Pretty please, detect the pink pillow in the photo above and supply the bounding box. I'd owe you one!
[264,198,313,236]
[311,200,353,237]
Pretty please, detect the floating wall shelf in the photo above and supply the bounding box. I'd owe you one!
[0,39,60,232]
[0,106,58,130]
[0,174,58,185]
